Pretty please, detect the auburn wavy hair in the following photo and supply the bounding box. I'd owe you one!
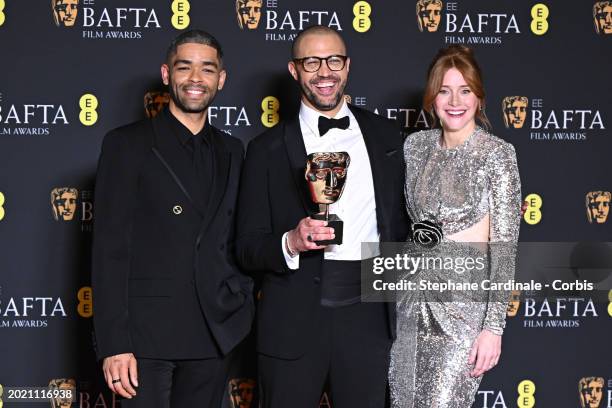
[423,45,491,129]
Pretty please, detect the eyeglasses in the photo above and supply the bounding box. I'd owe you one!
[293,55,348,73]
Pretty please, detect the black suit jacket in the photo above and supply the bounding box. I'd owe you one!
[235,105,409,359]
[92,113,254,361]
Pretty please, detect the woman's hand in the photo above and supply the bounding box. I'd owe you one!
[467,329,501,377]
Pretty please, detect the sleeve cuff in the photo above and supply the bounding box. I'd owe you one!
[483,325,504,336]
[282,232,300,270]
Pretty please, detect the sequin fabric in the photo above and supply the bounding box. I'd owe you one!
[389,127,522,408]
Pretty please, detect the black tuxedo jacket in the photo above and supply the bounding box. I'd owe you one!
[235,105,409,359]
[92,113,254,361]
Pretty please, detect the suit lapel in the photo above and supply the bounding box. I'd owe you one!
[199,128,231,234]
[152,115,231,238]
[151,115,205,217]
[283,116,319,215]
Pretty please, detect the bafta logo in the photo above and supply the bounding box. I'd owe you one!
[594,1,612,34]
[51,0,79,27]
[506,290,521,317]
[579,377,605,408]
[51,187,78,221]
[144,91,170,118]
[502,96,528,129]
[49,378,76,408]
[586,191,611,224]
[228,378,255,408]
[236,0,262,30]
[416,0,443,32]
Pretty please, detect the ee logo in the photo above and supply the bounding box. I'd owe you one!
[171,0,190,30]
[523,193,542,225]
[353,1,371,33]
[79,94,98,126]
[77,286,93,318]
[531,4,549,35]
[517,380,535,408]
[0,192,4,221]
[0,0,5,27]
[261,96,279,128]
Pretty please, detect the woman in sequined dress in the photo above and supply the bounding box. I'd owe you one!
[389,45,522,408]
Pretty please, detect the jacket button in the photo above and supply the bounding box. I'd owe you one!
[313,277,321,284]
[257,290,263,300]
[227,209,233,216]
[219,244,225,250]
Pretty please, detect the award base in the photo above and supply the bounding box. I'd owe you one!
[311,213,344,245]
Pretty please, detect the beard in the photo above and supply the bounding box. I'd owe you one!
[299,73,347,112]
[168,78,216,114]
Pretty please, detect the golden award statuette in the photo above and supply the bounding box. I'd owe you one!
[305,152,350,245]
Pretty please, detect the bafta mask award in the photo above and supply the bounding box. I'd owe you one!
[305,152,351,245]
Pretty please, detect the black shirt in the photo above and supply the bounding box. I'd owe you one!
[163,107,214,212]
[159,108,220,357]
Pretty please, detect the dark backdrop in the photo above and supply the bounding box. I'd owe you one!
[0,0,611,407]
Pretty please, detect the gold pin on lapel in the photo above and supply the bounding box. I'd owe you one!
[172,205,183,215]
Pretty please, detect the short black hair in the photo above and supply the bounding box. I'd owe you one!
[291,25,347,59]
[166,29,224,67]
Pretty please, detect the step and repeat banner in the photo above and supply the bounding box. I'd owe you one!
[0,0,611,407]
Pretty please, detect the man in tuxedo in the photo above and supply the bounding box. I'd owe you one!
[92,30,254,408]
[236,26,409,407]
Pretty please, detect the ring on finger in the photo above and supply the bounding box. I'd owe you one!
[307,234,313,242]
[112,379,121,384]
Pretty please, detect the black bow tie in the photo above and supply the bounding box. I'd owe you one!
[318,115,350,136]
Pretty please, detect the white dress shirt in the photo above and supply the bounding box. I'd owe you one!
[282,101,380,269]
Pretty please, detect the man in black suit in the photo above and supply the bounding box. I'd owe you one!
[236,26,409,407]
[92,30,254,408]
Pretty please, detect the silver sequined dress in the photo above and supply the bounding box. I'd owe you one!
[389,127,521,408]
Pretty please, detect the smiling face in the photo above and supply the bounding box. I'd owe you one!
[288,32,350,117]
[161,43,226,115]
[433,67,479,139]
